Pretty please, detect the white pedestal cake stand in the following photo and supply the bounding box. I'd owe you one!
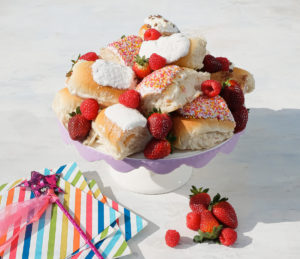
[58,122,242,194]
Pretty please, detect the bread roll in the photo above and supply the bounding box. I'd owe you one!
[210,67,255,93]
[52,88,84,127]
[100,35,143,67]
[172,95,235,150]
[67,60,136,107]
[136,65,210,114]
[89,104,151,160]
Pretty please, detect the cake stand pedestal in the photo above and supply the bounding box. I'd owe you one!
[58,121,243,194]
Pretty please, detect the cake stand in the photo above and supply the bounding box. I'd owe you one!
[58,122,242,194]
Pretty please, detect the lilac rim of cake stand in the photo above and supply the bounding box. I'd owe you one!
[58,121,243,174]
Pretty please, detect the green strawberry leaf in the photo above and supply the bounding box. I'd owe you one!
[193,225,223,243]
[66,54,81,77]
[121,35,126,39]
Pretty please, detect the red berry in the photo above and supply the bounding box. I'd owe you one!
[144,139,171,159]
[147,113,173,139]
[216,57,230,71]
[221,80,245,111]
[199,210,220,233]
[232,106,248,133]
[149,53,167,71]
[79,52,99,61]
[144,29,161,41]
[189,186,211,214]
[119,90,141,109]
[219,228,237,246]
[80,99,99,120]
[132,55,151,79]
[165,230,180,247]
[201,80,222,98]
[186,212,201,231]
[202,54,222,73]
[68,114,91,141]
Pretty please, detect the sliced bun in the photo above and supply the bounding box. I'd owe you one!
[172,95,235,150]
[89,104,151,160]
[136,65,210,114]
[67,61,127,107]
[210,67,255,93]
[52,88,84,127]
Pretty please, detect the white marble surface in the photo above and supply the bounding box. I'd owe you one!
[1,0,300,258]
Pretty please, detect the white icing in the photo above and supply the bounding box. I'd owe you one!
[104,104,147,131]
[139,33,190,63]
[144,15,180,34]
[92,59,136,89]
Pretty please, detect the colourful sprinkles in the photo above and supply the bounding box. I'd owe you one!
[178,95,235,122]
[136,65,182,96]
[108,35,143,67]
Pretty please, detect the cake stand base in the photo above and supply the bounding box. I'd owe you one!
[109,165,193,195]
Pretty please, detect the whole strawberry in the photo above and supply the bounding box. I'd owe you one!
[144,139,171,159]
[149,53,166,71]
[79,52,99,61]
[189,186,211,214]
[132,55,151,79]
[202,54,222,73]
[119,89,141,109]
[193,210,223,243]
[216,57,230,71]
[144,28,161,41]
[209,193,238,229]
[147,113,173,139]
[232,106,248,133]
[186,212,201,231]
[165,230,180,247]
[220,80,245,111]
[80,98,99,120]
[68,114,91,141]
[219,228,237,246]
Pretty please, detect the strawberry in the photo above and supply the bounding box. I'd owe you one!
[202,54,222,73]
[79,52,99,61]
[119,89,141,109]
[165,230,180,247]
[68,114,91,141]
[186,212,201,231]
[147,113,173,139]
[209,193,238,229]
[149,53,166,71]
[193,210,223,243]
[80,99,99,120]
[201,80,222,98]
[132,55,151,79]
[216,57,230,71]
[219,228,237,246]
[189,186,211,214]
[144,139,171,159]
[144,28,161,41]
[220,80,245,111]
[232,106,248,133]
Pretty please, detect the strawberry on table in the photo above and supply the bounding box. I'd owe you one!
[149,53,166,71]
[202,54,222,73]
[144,139,171,159]
[80,98,99,120]
[68,114,91,141]
[144,28,161,41]
[147,112,173,139]
[186,211,201,231]
[165,230,180,247]
[132,55,151,79]
[216,57,230,71]
[189,186,211,214]
[219,228,237,246]
[209,193,238,229]
[201,80,222,98]
[220,79,245,111]
[119,89,141,109]
[79,52,99,61]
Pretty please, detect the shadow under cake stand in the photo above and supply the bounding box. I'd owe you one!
[59,122,242,194]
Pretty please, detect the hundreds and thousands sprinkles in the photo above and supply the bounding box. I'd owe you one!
[178,95,235,121]
[137,65,182,96]
[108,35,143,67]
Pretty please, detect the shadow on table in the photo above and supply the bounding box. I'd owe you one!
[173,108,300,248]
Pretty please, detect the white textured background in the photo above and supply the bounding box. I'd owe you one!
[0,0,300,258]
